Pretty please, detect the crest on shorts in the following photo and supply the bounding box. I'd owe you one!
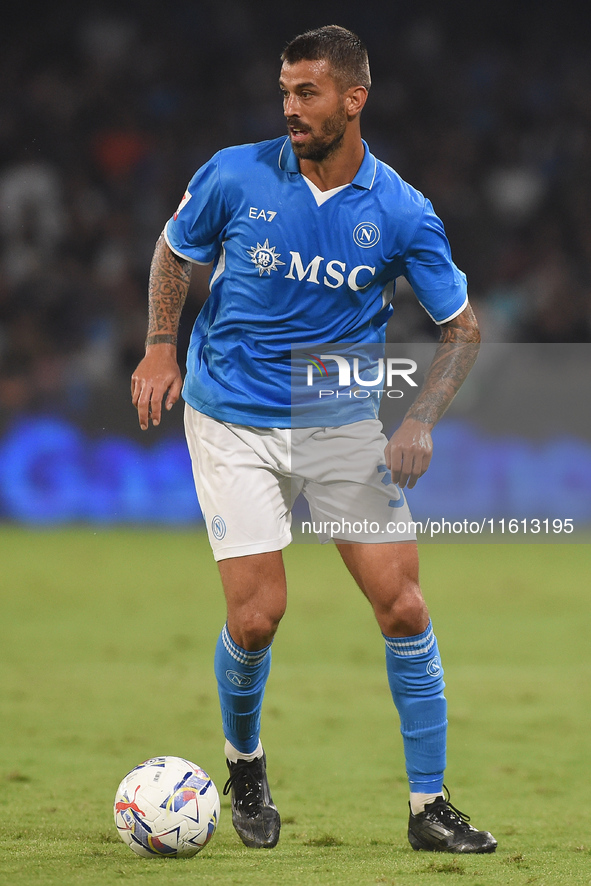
[211,515,226,540]
[247,239,285,276]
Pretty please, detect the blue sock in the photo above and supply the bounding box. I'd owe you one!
[383,620,447,794]
[214,624,272,755]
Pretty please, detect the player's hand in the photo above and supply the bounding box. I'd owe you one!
[384,418,433,489]
[131,344,182,430]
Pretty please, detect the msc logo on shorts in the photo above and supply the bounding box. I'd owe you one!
[353,222,380,248]
[211,515,227,540]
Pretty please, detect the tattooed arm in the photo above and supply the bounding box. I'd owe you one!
[131,233,192,430]
[384,302,480,488]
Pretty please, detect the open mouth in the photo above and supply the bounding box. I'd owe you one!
[288,125,311,143]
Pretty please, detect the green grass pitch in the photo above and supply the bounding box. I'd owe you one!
[1,528,590,885]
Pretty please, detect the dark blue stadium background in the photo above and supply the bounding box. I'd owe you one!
[1,0,590,525]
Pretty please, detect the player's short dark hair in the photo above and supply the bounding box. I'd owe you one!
[281,25,371,93]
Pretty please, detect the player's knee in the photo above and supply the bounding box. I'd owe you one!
[230,603,285,651]
[376,581,428,637]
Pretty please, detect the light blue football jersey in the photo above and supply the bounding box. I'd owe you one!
[165,137,467,427]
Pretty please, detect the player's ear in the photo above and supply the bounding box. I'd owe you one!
[345,85,368,118]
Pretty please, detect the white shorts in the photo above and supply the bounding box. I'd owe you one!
[184,404,417,561]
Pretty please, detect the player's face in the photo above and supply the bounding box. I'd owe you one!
[279,59,349,162]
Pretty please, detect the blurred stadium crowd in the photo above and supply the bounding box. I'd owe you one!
[1,0,590,418]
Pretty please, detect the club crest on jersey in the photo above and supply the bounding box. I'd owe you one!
[173,189,192,220]
[247,239,286,276]
[353,222,380,248]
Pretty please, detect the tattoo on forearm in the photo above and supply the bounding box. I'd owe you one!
[145,334,178,346]
[146,233,192,341]
[406,304,481,425]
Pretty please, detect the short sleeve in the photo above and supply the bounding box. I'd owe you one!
[164,152,230,265]
[402,198,468,324]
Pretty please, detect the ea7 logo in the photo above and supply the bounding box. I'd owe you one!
[285,252,376,292]
[249,207,277,222]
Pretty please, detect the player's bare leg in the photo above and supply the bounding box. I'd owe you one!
[218,551,287,650]
[336,540,497,853]
[215,552,284,848]
[335,539,427,637]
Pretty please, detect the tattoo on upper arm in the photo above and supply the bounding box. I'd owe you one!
[405,303,480,425]
[147,233,192,339]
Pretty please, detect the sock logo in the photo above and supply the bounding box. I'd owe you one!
[226,669,252,687]
[426,657,442,677]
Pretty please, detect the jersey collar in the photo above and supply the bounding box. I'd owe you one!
[278,137,377,190]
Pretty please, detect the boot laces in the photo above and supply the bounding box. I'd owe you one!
[429,784,472,831]
[223,759,264,817]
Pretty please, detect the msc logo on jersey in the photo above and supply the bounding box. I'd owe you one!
[353,222,380,248]
[247,239,286,276]
[285,252,376,292]
[246,244,377,292]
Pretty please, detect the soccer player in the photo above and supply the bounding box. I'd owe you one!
[131,26,497,854]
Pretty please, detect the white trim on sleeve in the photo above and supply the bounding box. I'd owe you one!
[421,293,469,325]
[163,223,211,266]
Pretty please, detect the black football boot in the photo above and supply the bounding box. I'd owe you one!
[223,752,281,848]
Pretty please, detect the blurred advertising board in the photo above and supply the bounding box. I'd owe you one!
[0,345,589,540]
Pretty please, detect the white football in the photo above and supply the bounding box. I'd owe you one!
[114,756,220,858]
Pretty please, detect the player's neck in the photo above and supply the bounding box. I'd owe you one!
[299,131,365,192]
